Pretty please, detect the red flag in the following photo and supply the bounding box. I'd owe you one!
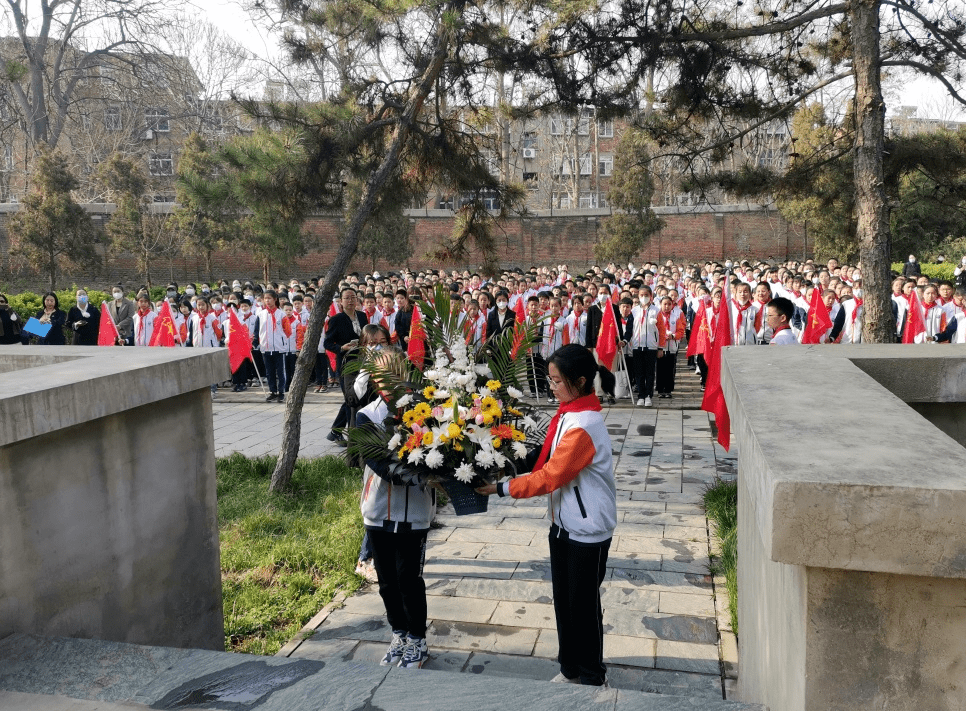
[596,302,618,370]
[324,301,340,332]
[701,302,733,451]
[801,288,833,344]
[98,302,120,346]
[510,320,527,359]
[407,304,425,370]
[149,300,177,347]
[227,307,254,373]
[902,290,926,344]
[687,297,710,358]
[513,296,526,324]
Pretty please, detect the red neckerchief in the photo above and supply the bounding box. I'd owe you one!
[851,298,863,328]
[771,324,791,339]
[533,393,602,472]
[732,299,752,331]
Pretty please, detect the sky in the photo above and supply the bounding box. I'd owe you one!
[198,0,966,121]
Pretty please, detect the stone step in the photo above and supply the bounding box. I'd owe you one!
[0,633,766,711]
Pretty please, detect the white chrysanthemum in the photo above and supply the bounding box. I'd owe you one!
[478,386,492,398]
[475,448,496,467]
[459,373,476,386]
[511,441,527,459]
[407,448,424,464]
[521,416,537,430]
[438,407,454,422]
[493,451,508,468]
[425,369,439,380]
[396,393,413,408]
[424,449,444,469]
[506,386,523,399]
[475,364,492,376]
[454,463,475,483]
[433,388,450,399]
[388,433,402,450]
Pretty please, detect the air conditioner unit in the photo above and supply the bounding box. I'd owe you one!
[522,148,536,159]
[144,130,154,140]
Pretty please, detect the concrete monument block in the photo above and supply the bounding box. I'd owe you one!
[0,345,228,650]
[722,345,966,711]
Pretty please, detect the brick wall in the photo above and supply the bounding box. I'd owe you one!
[0,205,807,290]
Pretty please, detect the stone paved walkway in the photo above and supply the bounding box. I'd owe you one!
[210,353,739,701]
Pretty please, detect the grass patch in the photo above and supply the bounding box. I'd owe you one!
[217,453,365,655]
[703,477,738,635]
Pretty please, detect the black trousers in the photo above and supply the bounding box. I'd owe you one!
[368,527,429,638]
[549,528,611,685]
[262,351,284,394]
[656,350,677,394]
[697,354,708,387]
[284,352,298,392]
[332,374,350,430]
[632,347,657,399]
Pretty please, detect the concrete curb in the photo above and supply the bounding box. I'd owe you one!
[275,590,349,658]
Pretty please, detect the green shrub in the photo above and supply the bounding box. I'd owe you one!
[890,262,956,281]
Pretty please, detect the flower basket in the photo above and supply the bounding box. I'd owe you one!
[438,477,489,516]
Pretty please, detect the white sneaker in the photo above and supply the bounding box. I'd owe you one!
[551,672,580,684]
[644,397,652,407]
[398,635,429,668]
[636,398,645,406]
[381,630,408,666]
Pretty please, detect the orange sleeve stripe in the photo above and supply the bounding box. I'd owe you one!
[658,314,668,348]
[675,317,686,340]
[508,428,596,499]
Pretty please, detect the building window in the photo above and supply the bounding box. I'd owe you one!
[523,172,538,190]
[598,120,613,137]
[145,108,170,132]
[204,112,224,133]
[599,154,613,176]
[552,192,571,209]
[578,192,596,209]
[153,194,176,203]
[100,63,116,84]
[2,146,12,171]
[149,152,174,176]
[550,117,565,135]
[522,132,537,149]
[437,195,454,210]
[104,107,121,131]
[579,154,592,175]
[578,108,592,135]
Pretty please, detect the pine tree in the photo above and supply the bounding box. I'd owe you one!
[9,149,97,291]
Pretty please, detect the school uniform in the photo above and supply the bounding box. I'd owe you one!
[564,311,588,347]
[132,308,156,346]
[256,306,287,396]
[630,302,666,401]
[937,303,966,343]
[656,309,686,396]
[729,299,760,346]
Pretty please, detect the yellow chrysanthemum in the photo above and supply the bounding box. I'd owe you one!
[482,413,494,425]
[438,435,449,445]
[480,396,498,410]
[454,442,464,452]
[446,422,462,439]
[486,380,502,391]
[413,403,432,419]
[492,437,503,448]
[441,397,455,410]
[422,431,434,446]
[398,449,407,459]
[423,385,436,399]
[507,407,523,417]
[511,429,525,442]
[402,410,417,426]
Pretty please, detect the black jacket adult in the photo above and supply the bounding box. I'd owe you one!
[394,308,412,350]
[584,304,602,349]
[324,309,368,373]
[902,260,922,278]
[26,308,67,345]
[66,303,100,345]
[486,308,516,339]
[0,305,21,344]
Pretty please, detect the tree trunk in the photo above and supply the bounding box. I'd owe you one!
[851,0,894,344]
[269,2,463,493]
[205,251,214,283]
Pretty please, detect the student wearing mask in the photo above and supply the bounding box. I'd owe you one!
[256,290,287,402]
[132,293,156,346]
[630,286,666,407]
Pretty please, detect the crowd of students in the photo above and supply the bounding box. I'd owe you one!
[4,255,965,404]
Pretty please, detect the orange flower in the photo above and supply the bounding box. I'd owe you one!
[405,432,422,451]
[490,424,514,440]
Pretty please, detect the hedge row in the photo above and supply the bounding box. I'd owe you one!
[890,263,958,281]
[0,286,172,325]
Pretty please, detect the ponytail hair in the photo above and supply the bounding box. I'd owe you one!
[547,344,615,397]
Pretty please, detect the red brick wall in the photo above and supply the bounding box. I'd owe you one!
[0,207,807,289]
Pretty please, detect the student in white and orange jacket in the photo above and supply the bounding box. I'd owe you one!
[131,293,156,346]
[478,345,616,687]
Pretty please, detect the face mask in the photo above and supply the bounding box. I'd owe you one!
[212,303,223,312]
[367,344,383,352]
[640,296,650,305]
[166,290,176,297]
[113,291,123,300]
[240,309,250,317]
[201,288,210,295]
[909,257,916,263]
[244,292,253,300]
[725,261,733,269]
[78,295,88,305]
[190,298,197,307]
[497,301,508,309]
[853,289,863,298]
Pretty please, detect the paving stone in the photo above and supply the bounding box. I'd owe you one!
[603,608,718,645]
[448,527,536,545]
[511,561,554,581]
[428,595,499,624]
[434,515,506,529]
[616,536,705,560]
[348,639,472,673]
[658,592,715,617]
[629,491,704,505]
[605,551,663,571]
[478,542,545,561]
[634,668,725,700]
[454,577,554,604]
[496,517,551,533]
[311,610,392,642]
[490,600,557,629]
[603,634,657,668]
[427,540,486,559]
[662,526,708,542]
[338,591,386,617]
[532,628,558,659]
[614,521,666,538]
[662,558,712,575]
[289,637,360,662]
[609,568,713,594]
[599,586,660,613]
[464,651,560,680]
[654,640,721,675]
[426,527,453,542]
[424,557,518,580]
[424,577,461,596]
[427,621,540,655]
